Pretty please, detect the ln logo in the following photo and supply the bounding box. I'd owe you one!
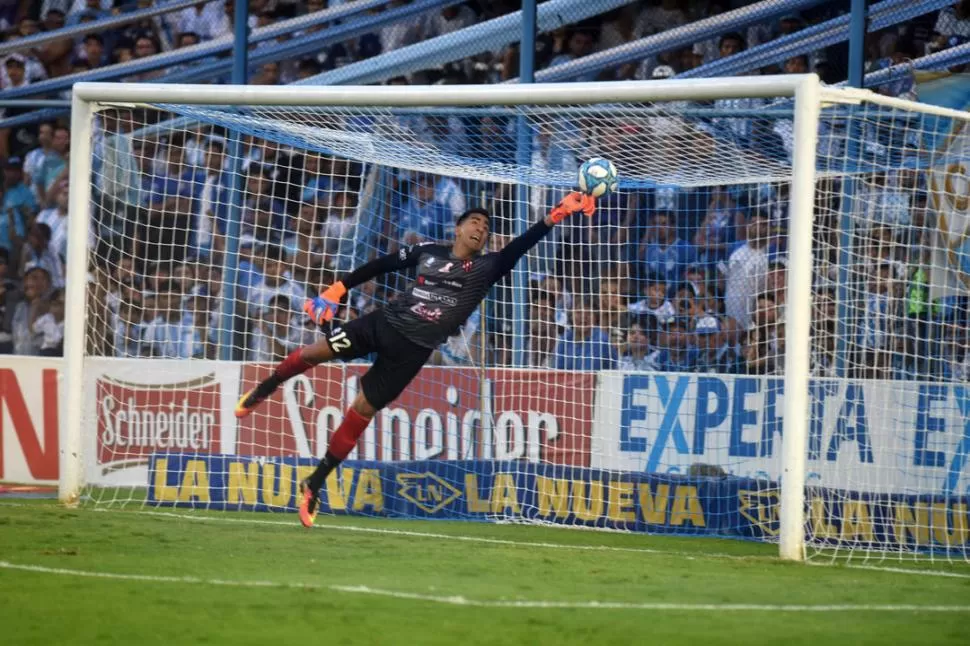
[737,489,781,537]
[396,472,462,514]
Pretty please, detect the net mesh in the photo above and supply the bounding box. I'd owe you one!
[806,97,970,564]
[76,89,969,564]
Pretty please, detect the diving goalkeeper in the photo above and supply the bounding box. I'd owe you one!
[234,191,597,527]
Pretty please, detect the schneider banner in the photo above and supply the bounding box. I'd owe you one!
[83,359,594,487]
[147,453,970,550]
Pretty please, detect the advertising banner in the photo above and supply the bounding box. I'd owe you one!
[235,365,596,466]
[0,358,60,484]
[148,453,733,535]
[83,358,241,486]
[147,453,970,551]
[592,373,970,496]
[78,360,594,486]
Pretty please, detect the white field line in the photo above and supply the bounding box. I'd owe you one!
[2,560,970,612]
[124,510,970,578]
[843,564,970,579]
[4,502,969,579]
[117,508,769,560]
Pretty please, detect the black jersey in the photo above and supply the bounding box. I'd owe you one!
[339,219,553,349]
[384,243,503,348]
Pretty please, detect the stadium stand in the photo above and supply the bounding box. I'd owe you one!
[1,0,968,384]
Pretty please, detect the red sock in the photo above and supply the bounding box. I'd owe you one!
[273,348,315,381]
[327,408,371,460]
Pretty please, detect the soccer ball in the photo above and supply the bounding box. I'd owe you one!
[578,158,618,198]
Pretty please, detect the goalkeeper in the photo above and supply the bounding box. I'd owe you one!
[235,191,597,527]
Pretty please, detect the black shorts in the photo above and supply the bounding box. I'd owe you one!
[323,309,434,410]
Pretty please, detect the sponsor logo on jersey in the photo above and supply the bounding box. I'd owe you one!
[442,279,464,289]
[412,288,458,307]
[96,374,221,474]
[410,302,444,322]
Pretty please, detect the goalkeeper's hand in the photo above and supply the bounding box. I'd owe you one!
[548,191,596,224]
[303,281,347,326]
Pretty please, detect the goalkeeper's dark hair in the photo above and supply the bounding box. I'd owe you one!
[455,207,490,227]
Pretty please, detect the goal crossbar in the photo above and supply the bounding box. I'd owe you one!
[72,76,812,107]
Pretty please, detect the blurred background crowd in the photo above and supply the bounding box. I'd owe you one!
[0,0,968,382]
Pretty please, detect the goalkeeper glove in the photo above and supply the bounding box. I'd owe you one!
[303,281,347,326]
[549,191,596,224]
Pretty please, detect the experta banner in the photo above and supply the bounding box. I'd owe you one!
[147,453,970,551]
[592,373,970,496]
[235,364,596,467]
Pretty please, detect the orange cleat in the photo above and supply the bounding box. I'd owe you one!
[298,479,319,528]
[234,381,276,419]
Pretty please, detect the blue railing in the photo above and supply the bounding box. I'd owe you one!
[520,0,827,83]
[0,0,201,56]
[0,0,460,130]
[679,0,955,79]
[0,0,397,101]
[861,40,970,88]
[295,0,634,87]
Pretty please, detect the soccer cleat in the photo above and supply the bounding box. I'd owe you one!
[234,379,278,418]
[298,479,320,528]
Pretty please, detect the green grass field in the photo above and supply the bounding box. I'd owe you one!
[2,500,969,646]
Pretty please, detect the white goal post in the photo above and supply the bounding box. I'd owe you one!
[62,75,970,564]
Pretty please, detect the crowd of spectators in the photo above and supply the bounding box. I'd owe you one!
[0,1,968,381]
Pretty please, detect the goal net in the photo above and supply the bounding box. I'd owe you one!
[63,79,969,564]
[805,89,970,565]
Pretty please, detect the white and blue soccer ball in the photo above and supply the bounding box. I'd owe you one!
[578,158,618,198]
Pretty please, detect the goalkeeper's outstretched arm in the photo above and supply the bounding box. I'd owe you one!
[495,191,596,275]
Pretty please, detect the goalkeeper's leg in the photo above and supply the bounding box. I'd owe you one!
[233,340,335,417]
[234,315,375,418]
[298,390,378,527]
[299,340,433,527]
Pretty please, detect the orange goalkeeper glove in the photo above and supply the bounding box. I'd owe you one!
[303,281,347,326]
[549,191,596,224]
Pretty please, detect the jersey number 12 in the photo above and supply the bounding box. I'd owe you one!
[329,328,352,351]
